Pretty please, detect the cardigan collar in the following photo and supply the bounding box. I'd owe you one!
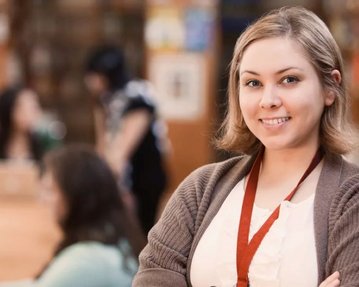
[187,152,352,286]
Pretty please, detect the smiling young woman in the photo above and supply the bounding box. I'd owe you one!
[133,6,359,287]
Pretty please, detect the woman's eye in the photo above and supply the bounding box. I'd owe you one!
[246,80,261,87]
[282,76,299,84]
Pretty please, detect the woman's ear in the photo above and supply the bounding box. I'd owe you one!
[331,69,342,85]
[324,69,341,106]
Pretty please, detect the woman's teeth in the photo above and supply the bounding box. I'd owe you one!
[261,117,290,125]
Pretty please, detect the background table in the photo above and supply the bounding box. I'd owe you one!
[0,197,60,281]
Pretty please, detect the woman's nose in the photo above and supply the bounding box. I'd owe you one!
[259,85,282,109]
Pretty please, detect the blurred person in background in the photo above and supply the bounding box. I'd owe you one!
[84,45,168,235]
[0,85,44,162]
[0,144,146,287]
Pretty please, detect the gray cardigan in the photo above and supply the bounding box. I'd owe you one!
[133,154,359,286]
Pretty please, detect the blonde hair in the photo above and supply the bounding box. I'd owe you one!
[216,6,354,155]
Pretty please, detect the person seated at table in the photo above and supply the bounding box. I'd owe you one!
[0,144,146,287]
[0,85,44,161]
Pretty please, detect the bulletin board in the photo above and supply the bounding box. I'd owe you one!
[145,1,219,191]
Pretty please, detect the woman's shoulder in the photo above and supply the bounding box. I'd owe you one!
[167,155,248,204]
[333,173,359,206]
[324,152,359,177]
[185,155,249,183]
[166,155,251,213]
[121,80,156,112]
[324,154,359,209]
[329,172,359,229]
[48,241,135,274]
[37,241,134,287]
[57,241,124,262]
[59,241,107,253]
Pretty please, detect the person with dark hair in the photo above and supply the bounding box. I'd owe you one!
[0,144,145,287]
[84,45,168,235]
[133,6,359,287]
[0,85,44,161]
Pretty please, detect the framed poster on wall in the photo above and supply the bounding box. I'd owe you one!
[148,53,206,120]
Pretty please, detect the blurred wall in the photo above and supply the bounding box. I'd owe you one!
[2,0,359,193]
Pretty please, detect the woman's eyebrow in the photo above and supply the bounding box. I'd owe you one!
[240,70,259,76]
[240,67,303,76]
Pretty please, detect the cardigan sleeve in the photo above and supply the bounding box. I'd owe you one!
[132,156,245,287]
[326,174,359,286]
[132,167,211,287]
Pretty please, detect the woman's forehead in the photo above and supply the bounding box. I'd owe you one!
[239,37,313,75]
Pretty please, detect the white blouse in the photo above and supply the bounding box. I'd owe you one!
[190,178,318,287]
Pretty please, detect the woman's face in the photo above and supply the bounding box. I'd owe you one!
[238,37,335,153]
[41,169,67,224]
[84,72,108,97]
[12,90,41,132]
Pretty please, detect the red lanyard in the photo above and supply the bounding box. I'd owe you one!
[236,148,323,287]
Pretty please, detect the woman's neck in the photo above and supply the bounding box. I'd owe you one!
[254,145,323,209]
[260,146,320,180]
[6,130,32,160]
